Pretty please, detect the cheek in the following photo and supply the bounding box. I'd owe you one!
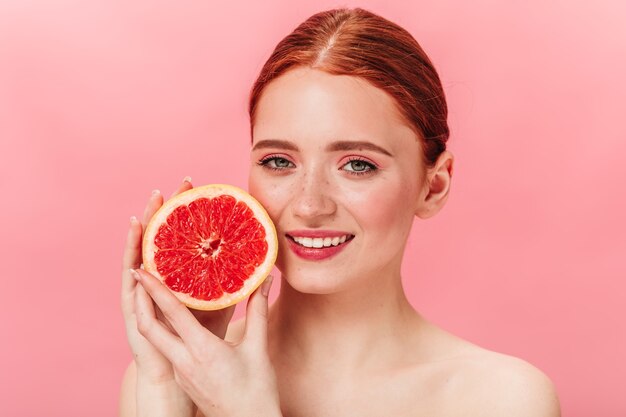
[341,176,417,236]
[248,171,286,220]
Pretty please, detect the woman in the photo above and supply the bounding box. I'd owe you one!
[120,7,560,417]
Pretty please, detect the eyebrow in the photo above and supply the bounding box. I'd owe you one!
[252,139,393,157]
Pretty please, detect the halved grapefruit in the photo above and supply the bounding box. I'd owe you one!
[142,184,277,311]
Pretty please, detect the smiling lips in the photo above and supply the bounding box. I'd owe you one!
[286,230,355,260]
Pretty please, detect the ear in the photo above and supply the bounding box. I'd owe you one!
[415,150,454,219]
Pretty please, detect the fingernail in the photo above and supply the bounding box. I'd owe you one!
[261,275,273,297]
[182,176,192,184]
[151,189,160,196]
[129,269,141,281]
[130,215,138,224]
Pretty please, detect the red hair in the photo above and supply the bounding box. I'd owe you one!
[248,7,449,167]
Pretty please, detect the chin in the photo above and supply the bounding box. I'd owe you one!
[277,265,347,295]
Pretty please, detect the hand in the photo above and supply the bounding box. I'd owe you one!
[121,178,236,385]
[130,267,281,417]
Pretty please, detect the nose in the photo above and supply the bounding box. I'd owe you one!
[291,170,337,222]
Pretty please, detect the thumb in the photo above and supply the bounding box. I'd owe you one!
[243,274,273,349]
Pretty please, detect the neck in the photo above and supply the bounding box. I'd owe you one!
[268,265,423,375]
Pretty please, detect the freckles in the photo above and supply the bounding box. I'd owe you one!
[260,181,296,219]
[257,184,280,213]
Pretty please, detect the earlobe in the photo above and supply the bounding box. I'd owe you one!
[415,151,454,219]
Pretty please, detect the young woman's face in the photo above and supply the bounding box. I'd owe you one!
[248,67,428,294]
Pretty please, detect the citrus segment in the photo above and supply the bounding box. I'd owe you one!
[142,184,277,310]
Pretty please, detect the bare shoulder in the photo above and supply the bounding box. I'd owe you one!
[450,349,561,417]
[408,321,560,416]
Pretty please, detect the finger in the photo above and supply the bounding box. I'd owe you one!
[132,268,221,348]
[122,216,143,271]
[169,176,193,198]
[140,179,191,232]
[142,189,164,228]
[191,305,236,340]
[134,274,188,362]
[121,217,142,317]
[243,274,273,349]
[156,304,178,335]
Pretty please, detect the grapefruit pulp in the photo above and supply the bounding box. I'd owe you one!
[142,184,277,311]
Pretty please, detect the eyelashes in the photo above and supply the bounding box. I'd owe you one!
[257,155,295,171]
[257,155,378,176]
[342,158,377,175]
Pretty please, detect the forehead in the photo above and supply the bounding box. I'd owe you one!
[252,67,417,152]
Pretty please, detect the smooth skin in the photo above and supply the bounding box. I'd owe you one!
[119,68,561,416]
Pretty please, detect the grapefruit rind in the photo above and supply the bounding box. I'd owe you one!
[142,184,278,311]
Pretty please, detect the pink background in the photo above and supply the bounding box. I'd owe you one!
[1,0,624,415]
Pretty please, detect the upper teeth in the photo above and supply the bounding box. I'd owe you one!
[292,235,349,248]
